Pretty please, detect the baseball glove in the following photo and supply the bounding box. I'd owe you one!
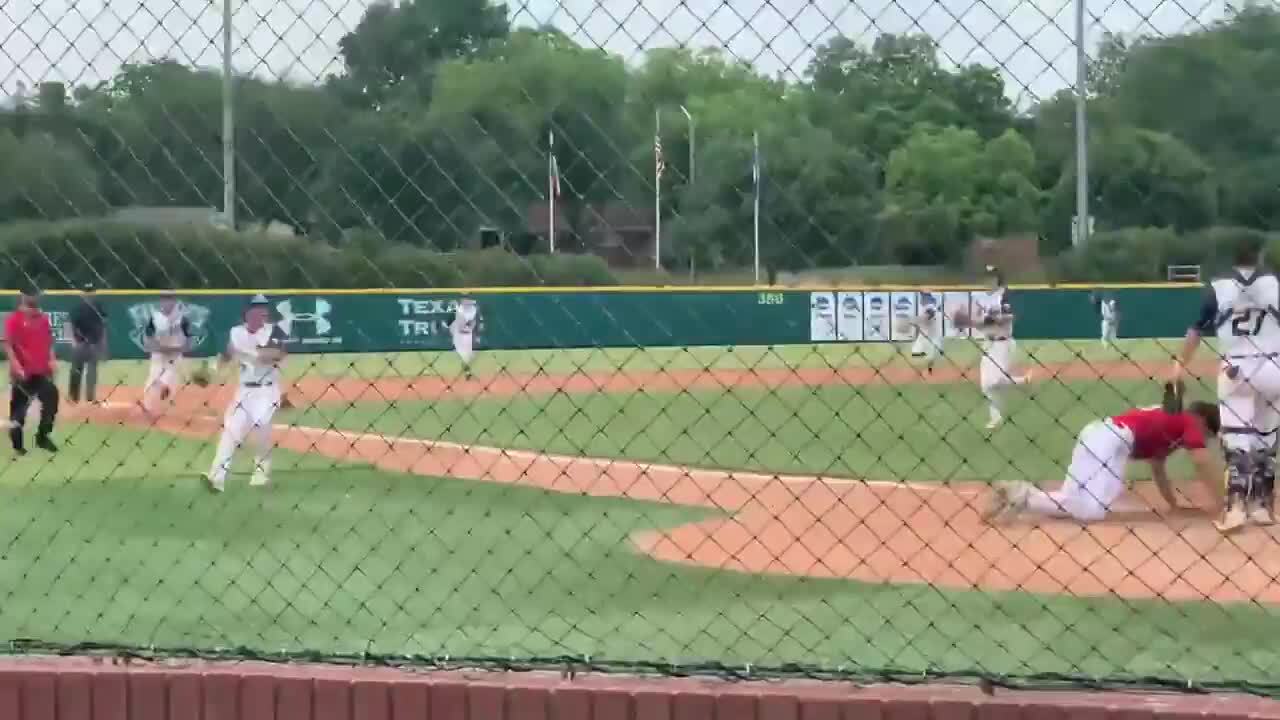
[189,361,213,387]
[951,308,972,329]
[1161,379,1185,414]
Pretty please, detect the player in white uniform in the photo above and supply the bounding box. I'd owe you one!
[1171,231,1280,532]
[1100,295,1119,348]
[908,291,944,374]
[973,268,1032,430]
[202,294,289,493]
[450,297,479,379]
[141,292,191,415]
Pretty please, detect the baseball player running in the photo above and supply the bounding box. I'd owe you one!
[971,267,1033,430]
[983,400,1221,524]
[141,291,192,415]
[906,291,944,374]
[451,297,479,379]
[202,294,289,492]
[1170,230,1280,532]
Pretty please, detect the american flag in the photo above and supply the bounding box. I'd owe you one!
[655,134,665,179]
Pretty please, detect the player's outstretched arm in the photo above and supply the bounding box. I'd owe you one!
[1149,458,1179,510]
[1186,448,1223,515]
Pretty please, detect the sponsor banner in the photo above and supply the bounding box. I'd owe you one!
[835,292,863,342]
[277,297,343,347]
[889,292,917,342]
[396,297,486,348]
[863,292,890,342]
[125,301,213,353]
[808,292,837,342]
[942,291,975,338]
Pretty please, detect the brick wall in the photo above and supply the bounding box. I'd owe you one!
[0,657,1275,719]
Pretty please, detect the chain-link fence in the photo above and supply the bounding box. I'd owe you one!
[1,0,1279,699]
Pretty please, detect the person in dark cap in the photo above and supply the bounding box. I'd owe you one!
[68,282,108,404]
[4,287,59,454]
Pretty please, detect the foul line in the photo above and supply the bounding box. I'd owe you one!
[278,423,980,496]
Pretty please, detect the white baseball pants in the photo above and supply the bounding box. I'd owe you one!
[911,329,942,362]
[145,355,184,393]
[1101,319,1117,346]
[1024,419,1134,522]
[453,332,474,364]
[207,384,281,487]
[1218,355,1280,455]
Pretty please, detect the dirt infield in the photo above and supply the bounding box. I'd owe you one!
[72,356,1280,604]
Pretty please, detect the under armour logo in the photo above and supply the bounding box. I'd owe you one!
[276,299,332,336]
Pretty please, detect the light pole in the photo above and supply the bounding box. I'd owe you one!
[1073,0,1089,248]
[221,0,236,229]
[679,105,695,183]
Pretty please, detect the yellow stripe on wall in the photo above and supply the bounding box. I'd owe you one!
[3,281,1203,297]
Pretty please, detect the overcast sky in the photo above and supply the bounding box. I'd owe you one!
[0,0,1225,105]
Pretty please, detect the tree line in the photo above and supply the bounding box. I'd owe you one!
[1,0,1277,280]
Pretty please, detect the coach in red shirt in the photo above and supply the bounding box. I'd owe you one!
[5,289,60,455]
[983,402,1221,524]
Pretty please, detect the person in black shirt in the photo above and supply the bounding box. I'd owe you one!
[68,284,108,404]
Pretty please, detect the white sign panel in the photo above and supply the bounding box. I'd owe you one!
[863,292,890,342]
[890,292,917,342]
[836,292,864,342]
[809,292,837,342]
[942,291,974,338]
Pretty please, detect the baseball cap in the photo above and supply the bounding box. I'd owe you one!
[248,293,270,306]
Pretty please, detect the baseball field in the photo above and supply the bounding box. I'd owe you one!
[2,337,1277,685]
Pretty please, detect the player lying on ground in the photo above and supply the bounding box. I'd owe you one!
[982,400,1221,524]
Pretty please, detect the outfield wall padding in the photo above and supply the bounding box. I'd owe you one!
[0,657,1275,720]
[0,285,1201,361]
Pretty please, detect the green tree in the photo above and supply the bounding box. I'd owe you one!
[0,130,106,220]
[881,125,1040,263]
[331,0,510,108]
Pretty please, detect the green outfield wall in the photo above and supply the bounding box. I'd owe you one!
[0,285,1202,360]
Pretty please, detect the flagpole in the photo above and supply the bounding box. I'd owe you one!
[548,130,556,254]
[753,130,761,285]
[654,109,661,270]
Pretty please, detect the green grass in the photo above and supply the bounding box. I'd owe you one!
[5,336,1271,685]
[2,420,1279,684]
[22,338,1189,394]
[291,377,1208,484]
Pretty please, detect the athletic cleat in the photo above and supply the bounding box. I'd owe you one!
[35,436,58,453]
[249,472,270,487]
[984,417,1003,432]
[1215,505,1248,534]
[201,473,225,494]
[982,483,1028,523]
[981,485,1010,523]
[1249,501,1275,527]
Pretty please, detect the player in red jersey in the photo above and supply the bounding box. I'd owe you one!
[983,403,1222,524]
